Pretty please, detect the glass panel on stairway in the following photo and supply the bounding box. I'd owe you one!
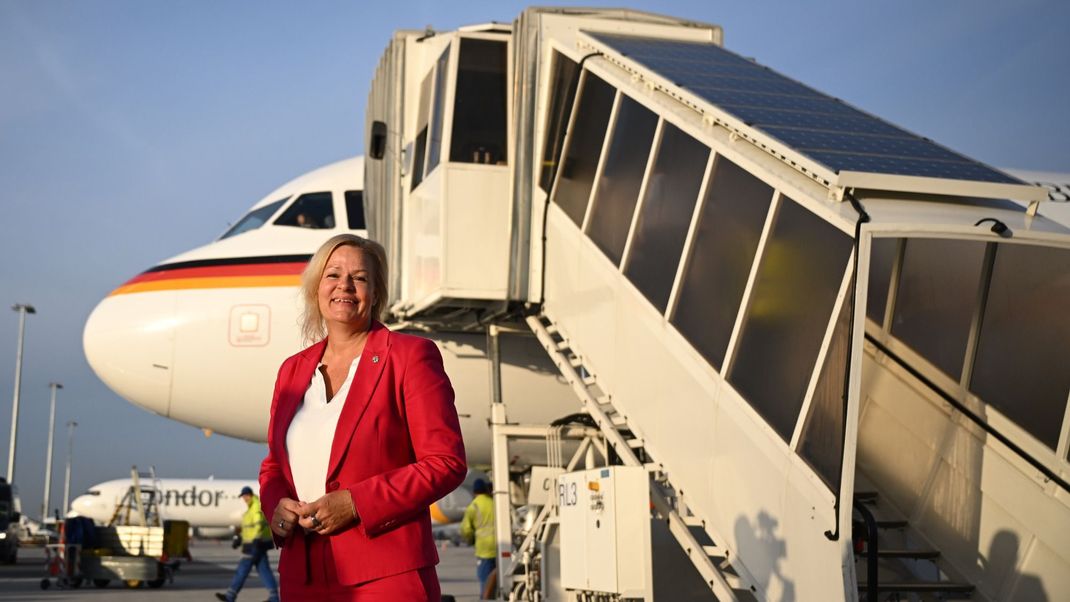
[891,238,986,380]
[586,94,658,266]
[426,45,450,174]
[540,51,580,193]
[450,38,508,165]
[410,67,434,191]
[865,238,898,327]
[799,289,852,490]
[623,122,710,313]
[728,198,853,442]
[670,156,773,371]
[970,243,1070,450]
[552,71,615,226]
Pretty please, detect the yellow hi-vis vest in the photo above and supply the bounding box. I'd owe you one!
[461,493,495,559]
[241,495,272,543]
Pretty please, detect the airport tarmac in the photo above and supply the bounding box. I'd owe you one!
[0,540,483,601]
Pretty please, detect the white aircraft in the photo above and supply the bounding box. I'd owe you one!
[69,472,481,535]
[82,156,576,462]
[69,477,255,535]
[1004,168,1070,226]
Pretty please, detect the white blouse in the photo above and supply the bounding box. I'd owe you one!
[286,355,361,503]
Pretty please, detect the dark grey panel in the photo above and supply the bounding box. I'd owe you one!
[624,122,710,313]
[971,244,1070,450]
[553,72,615,226]
[587,95,659,266]
[891,238,986,380]
[728,197,853,442]
[671,157,773,371]
[590,32,1021,185]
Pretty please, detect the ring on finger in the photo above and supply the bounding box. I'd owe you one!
[278,519,286,529]
[310,515,323,529]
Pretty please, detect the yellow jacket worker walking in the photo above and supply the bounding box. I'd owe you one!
[217,486,278,602]
[461,479,496,599]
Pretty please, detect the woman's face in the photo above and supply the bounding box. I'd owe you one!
[318,245,375,329]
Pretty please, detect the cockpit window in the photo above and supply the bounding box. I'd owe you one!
[345,191,365,229]
[274,192,335,229]
[220,198,288,239]
[86,489,101,496]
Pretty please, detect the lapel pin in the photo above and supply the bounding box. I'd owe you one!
[372,355,380,364]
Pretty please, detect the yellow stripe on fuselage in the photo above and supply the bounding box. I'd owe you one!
[110,275,301,296]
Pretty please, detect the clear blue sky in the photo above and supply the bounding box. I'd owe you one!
[1,0,1067,520]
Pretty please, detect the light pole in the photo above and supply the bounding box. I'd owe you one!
[41,382,62,520]
[7,303,36,483]
[62,421,77,518]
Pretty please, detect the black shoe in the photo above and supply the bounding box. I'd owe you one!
[214,594,229,602]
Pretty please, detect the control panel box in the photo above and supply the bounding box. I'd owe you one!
[557,466,652,598]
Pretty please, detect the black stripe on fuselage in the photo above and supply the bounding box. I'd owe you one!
[143,254,313,274]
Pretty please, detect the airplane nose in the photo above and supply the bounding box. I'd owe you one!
[83,287,177,417]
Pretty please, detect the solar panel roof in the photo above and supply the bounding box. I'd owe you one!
[587,32,1022,187]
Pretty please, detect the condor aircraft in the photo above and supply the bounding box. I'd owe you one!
[69,472,481,533]
[82,156,576,461]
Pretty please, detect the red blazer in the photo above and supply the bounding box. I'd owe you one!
[259,321,467,585]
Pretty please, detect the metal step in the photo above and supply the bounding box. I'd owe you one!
[858,581,974,594]
[854,491,879,504]
[876,519,907,529]
[877,549,941,560]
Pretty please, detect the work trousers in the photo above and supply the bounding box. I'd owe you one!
[227,540,279,602]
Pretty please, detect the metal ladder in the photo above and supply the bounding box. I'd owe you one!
[854,491,974,600]
[526,313,759,601]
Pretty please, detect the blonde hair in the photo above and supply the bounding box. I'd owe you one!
[299,234,389,345]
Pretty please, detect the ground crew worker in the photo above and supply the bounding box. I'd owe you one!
[461,478,496,599]
[216,486,279,602]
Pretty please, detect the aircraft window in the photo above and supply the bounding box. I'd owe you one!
[274,192,335,229]
[623,122,710,313]
[344,190,365,230]
[671,157,773,370]
[728,197,853,442]
[220,198,287,239]
[798,287,852,490]
[539,51,580,193]
[426,46,451,175]
[411,67,434,191]
[86,489,101,496]
[586,94,658,266]
[891,238,985,380]
[866,238,899,326]
[450,38,508,165]
[970,243,1070,449]
[552,71,614,226]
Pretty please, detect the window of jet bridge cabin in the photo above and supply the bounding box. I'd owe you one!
[450,38,508,166]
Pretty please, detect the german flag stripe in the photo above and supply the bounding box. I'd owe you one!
[109,256,311,297]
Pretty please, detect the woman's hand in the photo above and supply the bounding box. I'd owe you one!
[271,497,305,539]
[297,490,358,535]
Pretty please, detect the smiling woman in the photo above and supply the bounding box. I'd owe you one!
[258,233,466,601]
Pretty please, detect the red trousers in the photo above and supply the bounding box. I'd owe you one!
[279,534,440,601]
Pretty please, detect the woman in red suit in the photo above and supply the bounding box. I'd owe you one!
[259,234,466,600]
